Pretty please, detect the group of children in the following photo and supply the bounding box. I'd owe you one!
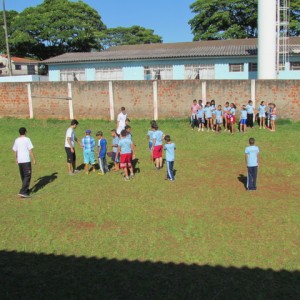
[191,99,277,134]
[80,108,176,182]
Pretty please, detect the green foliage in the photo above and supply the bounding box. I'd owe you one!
[9,0,106,59]
[189,0,300,40]
[100,26,163,49]
[0,10,18,54]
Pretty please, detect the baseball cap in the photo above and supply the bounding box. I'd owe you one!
[86,129,91,134]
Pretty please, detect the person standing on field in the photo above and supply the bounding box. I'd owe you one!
[12,127,36,198]
[116,107,128,135]
[65,119,82,175]
[245,137,259,191]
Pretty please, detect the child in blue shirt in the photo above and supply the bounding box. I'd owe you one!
[164,135,176,181]
[197,105,205,132]
[82,129,96,174]
[240,105,248,133]
[204,101,213,131]
[245,137,259,191]
[213,105,223,133]
[258,101,267,129]
[96,131,109,175]
[111,129,120,171]
[246,100,255,128]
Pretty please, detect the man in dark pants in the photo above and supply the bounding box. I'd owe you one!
[245,137,259,191]
[12,127,36,198]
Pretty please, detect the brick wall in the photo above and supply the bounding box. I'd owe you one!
[0,80,299,120]
[0,83,28,118]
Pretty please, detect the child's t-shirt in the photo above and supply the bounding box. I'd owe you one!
[82,136,95,152]
[118,138,132,154]
[229,107,236,115]
[164,143,176,162]
[245,145,259,167]
[98,138,107,158]
[258,105,266,115]
[147,130,154,142]
[191,104,200,114]
[112,136,119,153]
[241,110,247,120]
[246,104,254,114]
[197,109,204,119]
[214,109,223,119]
[204,107,212,118]
[153,130,164,146]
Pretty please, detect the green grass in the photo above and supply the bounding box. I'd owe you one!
[0,118,299,299]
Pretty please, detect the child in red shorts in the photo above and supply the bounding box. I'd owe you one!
[117,129,135,181]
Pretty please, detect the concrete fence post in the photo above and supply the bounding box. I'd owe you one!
[202,81,207,102]
[109,81,115,121]
[27,83,33,119]
[67,83,74,120]
[153,80,158,120]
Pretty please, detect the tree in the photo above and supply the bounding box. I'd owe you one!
[189,0,300,40]
[9,0,106,59]
[99,26,163,49]
[0,10,18,54]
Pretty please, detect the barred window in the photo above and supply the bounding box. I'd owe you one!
[60,69,85,81]
[95,67,123,81]
[249,63,257,72]
[185,64,215,79]
[15,65,22,70]
[290,62,300,71]
[144,65,173,80]
[229,63,244,72]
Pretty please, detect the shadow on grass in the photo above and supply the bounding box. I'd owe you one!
[238,174,247,190]
[30,172,58,194]
[0,250,299,299]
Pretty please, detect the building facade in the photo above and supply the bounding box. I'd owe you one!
[43,37,300,82]
[0,55,39,76]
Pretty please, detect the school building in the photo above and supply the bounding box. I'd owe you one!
[43,37,300,81]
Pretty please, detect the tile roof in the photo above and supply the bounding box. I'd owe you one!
[0,55,40,63]
[43,37,300,64]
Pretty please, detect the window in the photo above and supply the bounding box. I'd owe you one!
[249,63,257,72]
[0,63,4,68]
[290,62,300,71]
[185,64,215,79]
[144,65,173,80]
[15,65,22,70]
[278,63,285,71]
[60,69,85,81]
[229,63,244,72]
[95,67,123,81]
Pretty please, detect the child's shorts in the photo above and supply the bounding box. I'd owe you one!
[111,152,120,163]
[198,118,204,124]
[152,145,163,159]
[83,150,95,164]
[240,119,247,125]
[216,117,222,125]
[259,113,265,118]
[120,153,132,168]
[227,115,236,124]
[271,115,277,121]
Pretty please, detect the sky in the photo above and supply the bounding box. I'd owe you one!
[5,0,195,43]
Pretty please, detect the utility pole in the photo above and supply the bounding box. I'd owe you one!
[2,0,13,76]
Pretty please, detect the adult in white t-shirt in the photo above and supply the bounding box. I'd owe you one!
[12,127,36,198]
[116,107,128,135]
[65,119,82,175]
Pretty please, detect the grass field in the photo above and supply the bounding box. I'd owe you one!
[1,118,300,299]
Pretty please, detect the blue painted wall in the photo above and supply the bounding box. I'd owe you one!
[47,56,300,81]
